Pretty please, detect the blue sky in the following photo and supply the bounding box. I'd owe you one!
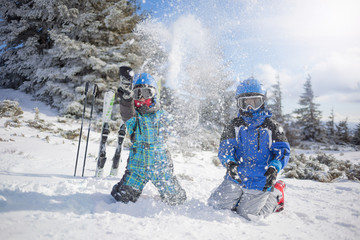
[138,0,360,124]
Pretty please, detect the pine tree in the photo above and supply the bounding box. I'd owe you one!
[352,122,360,145]
[0,0,54,89]
[293,74,322,141]
[325,108,336,143]
[268,74,284,125]
[336,118,351,144]
[282,114,302,147]
[266,75,302,145]
[0,0,144,116]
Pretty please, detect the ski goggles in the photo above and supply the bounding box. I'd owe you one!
[236,95,264,111]
[133,87,156,100]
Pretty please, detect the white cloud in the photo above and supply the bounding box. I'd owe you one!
[250,0,360,43]
[310,48,360,102]
[256,64,304,98]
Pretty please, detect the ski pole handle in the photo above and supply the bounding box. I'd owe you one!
[92,83,98,96]
[85,82,90,94]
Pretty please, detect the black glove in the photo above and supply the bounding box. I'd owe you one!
[118,86,133,101]
[227,161,242,184]
[118,66,134,100]
[262,166,278,191]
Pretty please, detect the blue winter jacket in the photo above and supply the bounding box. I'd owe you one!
[218,110,290,190]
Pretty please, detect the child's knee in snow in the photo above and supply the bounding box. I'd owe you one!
[161,188,187,205]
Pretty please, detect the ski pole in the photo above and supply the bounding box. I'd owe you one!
[82,84,98,177]
[74,82,89,176]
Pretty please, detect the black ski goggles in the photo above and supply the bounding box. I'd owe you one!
[237,95,264,111]
[133,87,156,100]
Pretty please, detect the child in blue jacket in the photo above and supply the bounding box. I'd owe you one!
[208,78,290,220]
[111,72,186,205]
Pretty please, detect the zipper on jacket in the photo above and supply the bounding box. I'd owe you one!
[257,128,260,151]
[136,116,141,135]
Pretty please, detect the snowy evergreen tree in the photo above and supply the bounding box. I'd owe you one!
[325,108,336,143]
[293,74,323,141]
[267,75,301,145]
[282,114,301,147]
[0,0,55,89]
[336,118,351,144]
[0,0,144,116]
[352,122,360,145]
[267,75,284,125]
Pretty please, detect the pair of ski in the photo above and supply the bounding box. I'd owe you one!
[74,82,98,177]
[94,90,125,178]
[95,66,133,177]
[74,66,133,178]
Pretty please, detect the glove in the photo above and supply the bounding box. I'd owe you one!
[262,166,278,191]
[227,161,242,184]
[118,66,134,100]
[118,85,133,100]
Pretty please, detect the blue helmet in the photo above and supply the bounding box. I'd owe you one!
[236,77,266,98]
[133,73,158,90]
[133,73,159,109]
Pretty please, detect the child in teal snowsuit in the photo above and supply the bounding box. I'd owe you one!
[111,72,186,205]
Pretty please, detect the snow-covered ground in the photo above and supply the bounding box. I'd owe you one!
[1,88,359,240]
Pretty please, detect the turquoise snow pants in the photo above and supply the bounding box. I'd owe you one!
[111,147,186,205]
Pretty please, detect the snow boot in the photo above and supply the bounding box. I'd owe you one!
[274,180,286,212]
